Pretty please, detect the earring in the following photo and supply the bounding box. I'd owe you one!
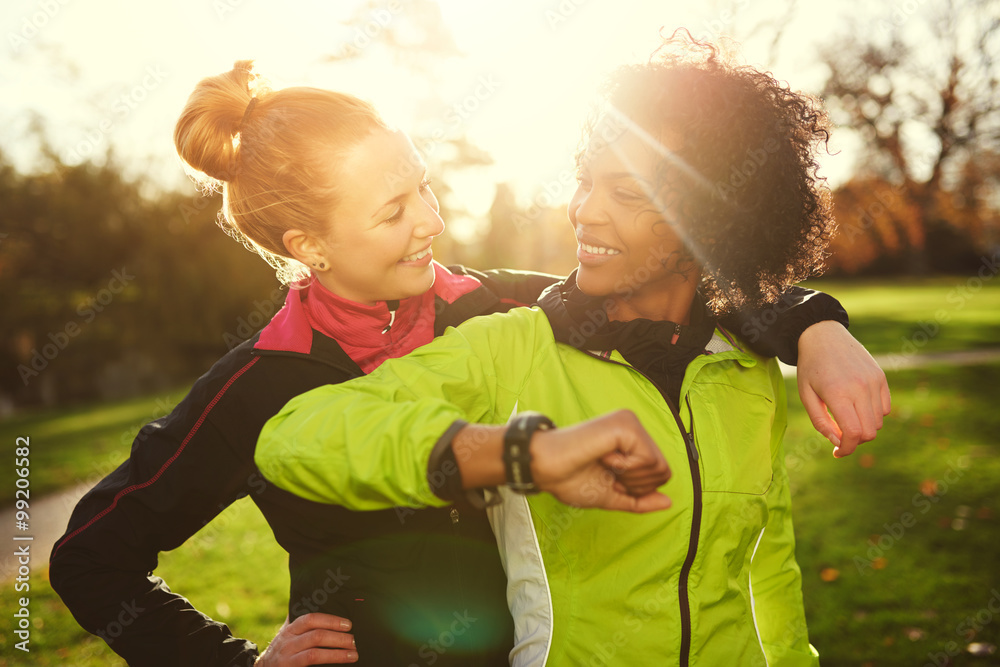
[312,262,327,270]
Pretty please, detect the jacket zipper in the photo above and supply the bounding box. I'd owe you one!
[585,352,702,666]
[678,395,701,667]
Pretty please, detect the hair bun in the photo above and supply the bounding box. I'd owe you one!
[174,60,268,182]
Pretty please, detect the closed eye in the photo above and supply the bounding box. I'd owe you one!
[615,188,644,202]
[384,206,405,223]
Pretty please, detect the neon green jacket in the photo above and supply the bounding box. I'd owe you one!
[256,304,819,666]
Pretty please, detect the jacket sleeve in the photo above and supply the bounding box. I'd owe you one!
[449,265,561,307]
[720,286,850,365]
[748,361,820,666]
[49,359,264,667]
[257,309,538,509]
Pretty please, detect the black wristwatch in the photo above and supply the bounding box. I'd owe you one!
[503,412,555,495]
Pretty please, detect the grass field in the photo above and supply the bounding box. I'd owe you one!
[801,276,1000,358]
[1,278,998,665]
[0,388,191,499]
[788,362,1000,666]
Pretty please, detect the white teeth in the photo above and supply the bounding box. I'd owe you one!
[402,248,431,262]
[580,242,620,256]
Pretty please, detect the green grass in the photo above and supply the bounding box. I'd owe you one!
[801,276,1000,358]
[0,387,192,503]
[787,362,1000,666]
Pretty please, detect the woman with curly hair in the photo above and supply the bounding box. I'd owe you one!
[256,36,845,665]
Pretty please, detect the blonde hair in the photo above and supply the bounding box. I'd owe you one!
[174,60,389,283]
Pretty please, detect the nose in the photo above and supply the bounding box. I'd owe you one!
[568,182,605,230]
[414,200,445,239]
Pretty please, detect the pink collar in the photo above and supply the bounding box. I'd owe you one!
[256,262,481,373]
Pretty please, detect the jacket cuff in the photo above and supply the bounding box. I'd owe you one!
[426,420,499,510]
[730,288,850,366]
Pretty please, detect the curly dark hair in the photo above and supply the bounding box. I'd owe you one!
[578,30,835,314]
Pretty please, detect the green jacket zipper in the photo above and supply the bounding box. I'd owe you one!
[584,352,702,666]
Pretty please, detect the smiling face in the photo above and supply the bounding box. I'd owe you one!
[315,129,444,304]
[569,119,697,320]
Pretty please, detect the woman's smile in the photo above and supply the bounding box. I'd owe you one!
[399,245,434,265]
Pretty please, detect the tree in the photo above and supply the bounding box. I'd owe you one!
[1,142,280,408]
[819,0,1000,272]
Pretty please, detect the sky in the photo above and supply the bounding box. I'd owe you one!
[0,0,869,231]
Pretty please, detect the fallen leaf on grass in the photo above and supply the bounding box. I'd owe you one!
[820,568,840,582]
[967,642,997,656]
[859,453,875,468]
[904,627,926,641]
[920,479,939,496]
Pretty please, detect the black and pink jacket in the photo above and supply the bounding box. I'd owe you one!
[49,263,846,666]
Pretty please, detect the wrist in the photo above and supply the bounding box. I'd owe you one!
[451,424,507,489]
[503,412,555,495]
[798,319,849,357]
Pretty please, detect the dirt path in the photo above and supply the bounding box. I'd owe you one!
[2,482,92,581]
[780,347,1000,377]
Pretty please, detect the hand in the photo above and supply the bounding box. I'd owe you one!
[256,613,357,666]
[796,321,891,458]
[530,410,672,512]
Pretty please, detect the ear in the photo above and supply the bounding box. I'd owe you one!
[282,229,328,270]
